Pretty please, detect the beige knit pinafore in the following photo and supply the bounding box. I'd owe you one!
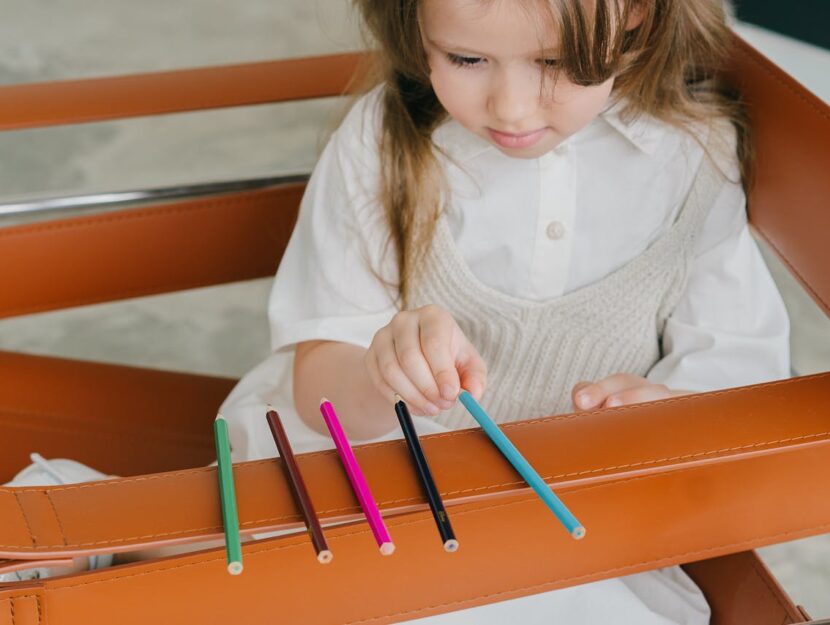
[410,156,725,429]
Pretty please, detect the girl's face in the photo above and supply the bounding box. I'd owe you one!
[420,0,615,159]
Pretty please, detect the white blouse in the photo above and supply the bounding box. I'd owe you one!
[266,86,790,394]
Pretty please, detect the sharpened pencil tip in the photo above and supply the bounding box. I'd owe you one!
[227,561,243,575]
[215,413,226,422]
[394,394,403,404]
[317,550,334,564]
[320,397,329,406]
[443,539,459,553]
[379,542,396,556]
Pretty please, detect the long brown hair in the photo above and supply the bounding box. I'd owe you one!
[352,0,750,307]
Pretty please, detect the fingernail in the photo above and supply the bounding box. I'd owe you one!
[576,392,591,407]
[425,403,440,415]
[440,385,455,401]
[606,397,621,407]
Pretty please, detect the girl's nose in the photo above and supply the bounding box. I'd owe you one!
[488,69,539,126]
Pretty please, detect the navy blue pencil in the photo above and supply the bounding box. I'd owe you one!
[394,396,459,553]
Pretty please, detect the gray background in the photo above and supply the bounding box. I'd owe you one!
[1,1,829,616]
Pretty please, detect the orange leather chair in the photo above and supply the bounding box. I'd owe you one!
[0,37,828,624]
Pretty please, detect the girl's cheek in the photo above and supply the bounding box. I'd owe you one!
[431,70,479,118]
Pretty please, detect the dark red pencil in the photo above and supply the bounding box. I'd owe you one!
[266,406,332,564]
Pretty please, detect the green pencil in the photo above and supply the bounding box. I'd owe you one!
[214,414,243,575]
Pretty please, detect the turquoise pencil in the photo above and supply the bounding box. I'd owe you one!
[458,391,586,540]
[214,414,244,574]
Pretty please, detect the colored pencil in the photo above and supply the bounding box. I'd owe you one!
[394,396,458,553]
[266,407,333,564]
[458,391,586,540]
[213,414,244,574]
[319,398,395,555]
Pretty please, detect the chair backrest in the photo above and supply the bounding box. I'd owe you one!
[0,39,828,320]
[729,37,830,319]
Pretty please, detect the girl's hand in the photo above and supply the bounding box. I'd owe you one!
[571,373,690,410]
[365,305,487,417]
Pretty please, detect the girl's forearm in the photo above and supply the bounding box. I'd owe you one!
[293,340,399,441]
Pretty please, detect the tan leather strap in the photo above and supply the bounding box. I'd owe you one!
[0,53,366,131]
[0,185,302,319]
[2,373,828,560]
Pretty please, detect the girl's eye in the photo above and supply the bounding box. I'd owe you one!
[446,53,484,68]
[538,58,560,69]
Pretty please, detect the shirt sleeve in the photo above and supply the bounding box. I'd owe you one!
[267,88,398,353]
[646,165,791,392]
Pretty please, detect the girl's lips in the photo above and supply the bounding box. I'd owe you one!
[487,127,548,149]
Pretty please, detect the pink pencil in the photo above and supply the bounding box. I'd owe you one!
[319,398,395,555]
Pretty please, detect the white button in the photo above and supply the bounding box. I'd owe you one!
[546,220,566,240]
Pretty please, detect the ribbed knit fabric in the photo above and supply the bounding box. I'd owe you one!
[411,157,725,429]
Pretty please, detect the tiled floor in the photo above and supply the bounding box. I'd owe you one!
[1,2,829,617]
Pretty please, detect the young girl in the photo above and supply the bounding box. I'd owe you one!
[220,0,790,622]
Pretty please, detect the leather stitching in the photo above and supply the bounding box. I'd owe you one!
[2,596,40,625]
[11,493,35,549]
[44,491,67,547]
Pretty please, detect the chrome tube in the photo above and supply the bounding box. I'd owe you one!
[0,174,309,219]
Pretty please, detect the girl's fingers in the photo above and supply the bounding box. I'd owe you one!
[573,373,648,410]
[368,328,439,416]
[418,307,462,407]
[456,339,487,400]
[571,381,592,409]
[364,348,400,405]
[603,384,672,407]
[390,312,446,409]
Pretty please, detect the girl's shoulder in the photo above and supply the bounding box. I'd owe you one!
[332,83,386,149]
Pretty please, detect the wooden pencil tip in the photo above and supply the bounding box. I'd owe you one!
[379,542,396,556]
[215,413,226,422]
[227,561,243,575]
[572,526,586,540]
[443,539,460,553]
[393,394,403,404]
[320,397,329,406]
[317,550,334,564]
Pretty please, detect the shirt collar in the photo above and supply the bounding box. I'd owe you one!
[432,96,666,162]
[599,97,664,156]
[432,117,494,164]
